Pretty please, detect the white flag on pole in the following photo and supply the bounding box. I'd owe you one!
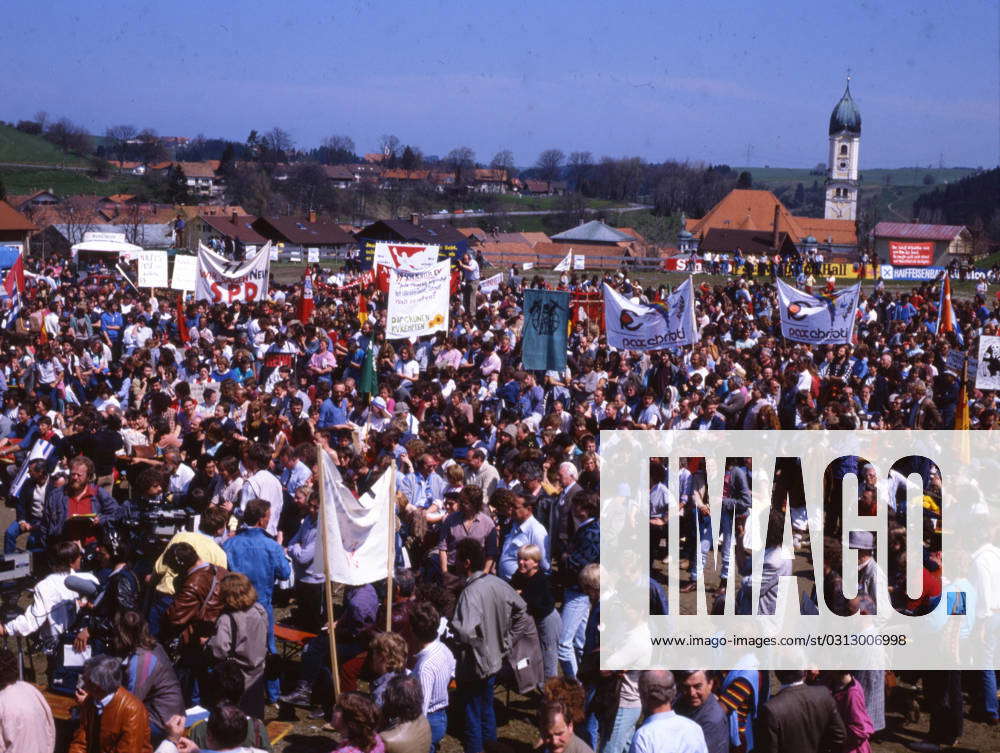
[318,452,393,586]
[554,251,572,272]
[776,278,860,345]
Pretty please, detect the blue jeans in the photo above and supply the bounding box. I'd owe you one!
[537,609,562,679]
[600,705,642,753]
[427,709,447,753]
[689,507,712,579]
[459,674,496,753]
[3,522,41,554]
[719,504,736,581]
[147,591,174,639]
[558,588,590,679]
[261,601,279,701]
[981,615,1000,718]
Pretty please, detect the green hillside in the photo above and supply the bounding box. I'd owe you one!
[0,167,141,196]
[0,124,88,167]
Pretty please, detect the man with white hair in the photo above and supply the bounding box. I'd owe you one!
[543,462,582,561]
[628,670,707,753]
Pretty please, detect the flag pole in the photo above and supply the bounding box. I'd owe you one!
[385,464,396,633]
[317,441,341,699]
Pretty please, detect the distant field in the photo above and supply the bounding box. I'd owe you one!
[0,166,142,195]
[0,123,88,167]
[735,166,978,188]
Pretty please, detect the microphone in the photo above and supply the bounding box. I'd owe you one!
[65,575,100,600]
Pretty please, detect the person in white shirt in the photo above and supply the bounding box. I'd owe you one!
[0,541,99,646]
[628,670,708,753]
[240,443,284,541]
[163,450,195,502]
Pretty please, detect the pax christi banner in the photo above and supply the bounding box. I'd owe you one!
[478,272,503,295]
[386,260,451,339]
[318,451,393,586]
[522,289,570,371]
[603,278,697,350]
[889,240,934,266]
[195,242,272,304]
[776,278,861,344]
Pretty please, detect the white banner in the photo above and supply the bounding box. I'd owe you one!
[137,250,168,288]
[374,242,439,271]
[307,247,319,263]
[195,242,271,304]
[479,272,503,294]
[776,278,860,345]
[318,452,393,586]
[386,260,451,339]
[171,255,198,291]
[976,336,1000,390]
[573,254,585,270]
[603,278,697,350]
[554,251,572,272]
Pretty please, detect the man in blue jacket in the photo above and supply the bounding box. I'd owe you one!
[37,456,121,549]
[222,497,290,702]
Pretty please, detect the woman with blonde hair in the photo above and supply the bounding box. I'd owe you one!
[208,572,268,718]
[368,631,410,707]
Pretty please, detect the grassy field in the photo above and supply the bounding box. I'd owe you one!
[0,166,143,196]
[0,123,88,167]
[735,166,978,189]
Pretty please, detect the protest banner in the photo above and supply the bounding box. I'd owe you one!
[976,336,1000,390]
[603,278,696,350]
[479,272,503,294]
[386,260,451,339]
[373,242,439,271]
[137,250,169,288]
[171,255,198,291]
[522,289,570,371]
[195,242,271,304]
[776,278,860,345]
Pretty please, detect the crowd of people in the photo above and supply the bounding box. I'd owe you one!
[0,246,997,753]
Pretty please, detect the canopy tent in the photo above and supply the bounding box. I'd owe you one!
[70,232,143,263]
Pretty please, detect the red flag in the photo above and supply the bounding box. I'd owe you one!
[299,269,315,323]
[176,294,189,344]
[4,253,24,297]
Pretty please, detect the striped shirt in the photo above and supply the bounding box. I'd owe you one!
[414,638,455,715]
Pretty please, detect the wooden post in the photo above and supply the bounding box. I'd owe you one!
[317,442,341,700]
[385,464,396,633]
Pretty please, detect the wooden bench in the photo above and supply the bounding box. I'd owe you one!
[274,623,318,660]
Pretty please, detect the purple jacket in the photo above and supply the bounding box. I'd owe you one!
[833,679,874,753]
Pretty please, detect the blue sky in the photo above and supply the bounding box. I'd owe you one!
[4,0,997,168]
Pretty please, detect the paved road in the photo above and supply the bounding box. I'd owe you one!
[0,161,90,171]
[432,202,652,219]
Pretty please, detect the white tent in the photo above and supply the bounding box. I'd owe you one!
[70,232,143,263]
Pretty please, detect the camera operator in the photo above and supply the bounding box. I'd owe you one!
[37,455,122,551]
[3,458,52,554]
[147,505,229,638]
[0,541,99,661]
[73,536,141,654]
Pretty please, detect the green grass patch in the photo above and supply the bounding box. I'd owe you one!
[0,167,143,196]
[0,124,88,167]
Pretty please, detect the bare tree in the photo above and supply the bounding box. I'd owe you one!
[136,128,167,166]
[118,203,150,247]
[490,149,516,178]
[45,118,92,158]
[535,149,565,182]
[55,196,96,246]
[261,127,294,166]
[378,134,401,161]
[33,111,49,132]
[106,124,138,166]
[446,146,476,187]
[568,151,593,191]
[321,135,356,164]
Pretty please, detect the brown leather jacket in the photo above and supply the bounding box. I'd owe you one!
[68,687,153,753]
[164,562,229,644]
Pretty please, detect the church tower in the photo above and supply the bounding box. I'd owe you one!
[824,78,861,220]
